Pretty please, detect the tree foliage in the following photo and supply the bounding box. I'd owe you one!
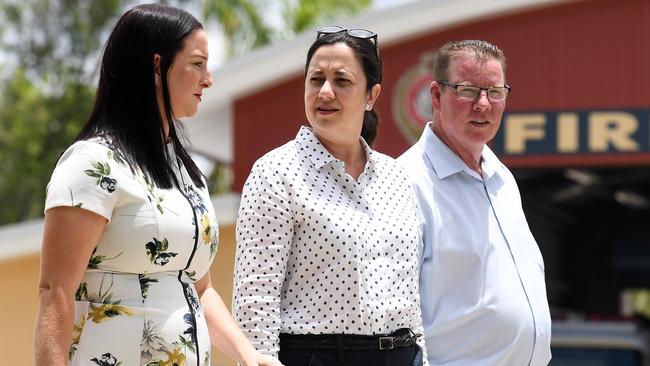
[203,0,371,57]
[203,0,273,57]
[283,0,371,34]
[0,69,95,223]
[2,0,124,87]
[0,0,127,224]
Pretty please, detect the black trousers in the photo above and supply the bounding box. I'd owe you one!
[278,339,423,366]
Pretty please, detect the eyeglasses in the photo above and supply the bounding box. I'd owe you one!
[317,25,379,59]
[438,81,511,102]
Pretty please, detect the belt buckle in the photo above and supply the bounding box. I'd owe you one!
[379,336,395,350]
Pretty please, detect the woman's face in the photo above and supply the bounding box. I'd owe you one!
[304,43,378,145]
[166,29,213,119]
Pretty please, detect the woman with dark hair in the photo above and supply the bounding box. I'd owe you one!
[232,26,428,366]
[34,4,282,366]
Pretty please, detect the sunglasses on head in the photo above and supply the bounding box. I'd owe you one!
[316,25,379,59]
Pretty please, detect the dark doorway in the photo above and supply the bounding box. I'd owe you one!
[515,167,650,318]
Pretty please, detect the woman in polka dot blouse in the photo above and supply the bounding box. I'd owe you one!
[233,26,427,366]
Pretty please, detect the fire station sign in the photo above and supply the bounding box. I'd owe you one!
[493,110,650,155]
[392,58,650,166]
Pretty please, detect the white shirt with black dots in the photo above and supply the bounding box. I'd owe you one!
[233,126,427,361]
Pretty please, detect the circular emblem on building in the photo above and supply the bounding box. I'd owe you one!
[392,53,434,144]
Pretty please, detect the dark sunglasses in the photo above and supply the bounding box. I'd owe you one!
[316,25,379,59]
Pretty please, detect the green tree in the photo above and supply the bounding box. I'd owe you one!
[203,0,273,57]
[203,0,371,57]
[0,0,127,224]
[1,0,188,86]
[1,0,124,87]
[0,69,95,223]
[283,0,371,34]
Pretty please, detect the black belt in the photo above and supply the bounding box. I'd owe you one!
[279,328,418,351]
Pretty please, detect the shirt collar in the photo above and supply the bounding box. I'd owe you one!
[295,125,375,171]
[418,122,498,181]
[480,145,499,180]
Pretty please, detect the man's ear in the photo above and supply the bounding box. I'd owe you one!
[153,54,161,87]
[430,81,442,111]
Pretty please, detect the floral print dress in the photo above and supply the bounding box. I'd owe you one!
[45,138,219,366]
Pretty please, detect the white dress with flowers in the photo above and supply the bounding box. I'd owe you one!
[45,138,218,366]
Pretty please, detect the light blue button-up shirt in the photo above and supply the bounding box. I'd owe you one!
[399,122,551,366]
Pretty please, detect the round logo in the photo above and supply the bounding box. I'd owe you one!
[392,53,435,144]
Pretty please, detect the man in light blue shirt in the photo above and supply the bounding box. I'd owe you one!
[399,40,551,365]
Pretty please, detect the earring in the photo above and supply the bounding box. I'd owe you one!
[365,103,372,111]
[155,75,161,87]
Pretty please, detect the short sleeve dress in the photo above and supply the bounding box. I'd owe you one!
[45,138,219,366]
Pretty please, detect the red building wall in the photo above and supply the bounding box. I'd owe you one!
[234,0,650,190]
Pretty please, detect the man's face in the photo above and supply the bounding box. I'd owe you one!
[431,53,506,156]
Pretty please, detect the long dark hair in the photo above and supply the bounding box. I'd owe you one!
[305,31,383,146]
[77,3,204,188]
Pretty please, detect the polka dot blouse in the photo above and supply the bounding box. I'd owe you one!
[233,126,426,357]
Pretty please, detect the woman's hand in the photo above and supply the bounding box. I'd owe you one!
[241,351,284,366]
[256,352,284,366]
[197,274,284,366]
